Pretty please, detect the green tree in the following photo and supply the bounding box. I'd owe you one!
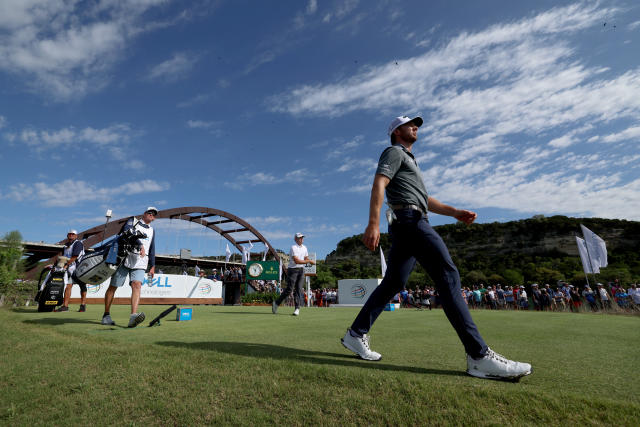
[502,269,524,285]
[312,261,337,289]
[487,273,505,286]
[535,267,564,285]
[596,267,632,285]
[0,230,23,286]
[464,270,487,286]
[330,259,361,280]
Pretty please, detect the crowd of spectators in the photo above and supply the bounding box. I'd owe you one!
[310,288,337,307]
[247,279,279,293]
[190,266,245,282]
[397,282,640,313]
[188,266,640,314]
[222,267,244,282]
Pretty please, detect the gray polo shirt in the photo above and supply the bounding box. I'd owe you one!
[375,144,429,213]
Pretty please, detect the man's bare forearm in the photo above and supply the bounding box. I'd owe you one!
[362,175,390,251]
[427,196,456,216]
[368,180,386,226]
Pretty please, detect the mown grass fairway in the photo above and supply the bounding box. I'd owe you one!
[1,305,638,426]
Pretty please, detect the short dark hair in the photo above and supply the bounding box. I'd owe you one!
[390,133,396,144]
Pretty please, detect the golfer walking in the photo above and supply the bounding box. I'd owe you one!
[341,116,532,380]
[273,232,315,316]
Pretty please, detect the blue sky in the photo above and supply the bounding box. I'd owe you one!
[1,0,639,259]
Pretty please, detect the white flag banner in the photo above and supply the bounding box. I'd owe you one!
[241,246,248,264]
[262,248,267,261]
[279,261,282,282]
[225,243,231,262]
[380,246,387,277]
[580,224,608,272]
[246,241,254,262]
[576,236,594,274]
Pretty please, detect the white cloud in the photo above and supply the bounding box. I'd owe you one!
[270,3,624,132]
[336,158,376,173]
[322,0,360,23]
[415,151,438,164]
[246,0,362,74]
[270,2,640,221]
[147,52,198,82]
[0,115,6,129]
[629,20,640,30]
[258,230,296,241]
[177,92,214,108]
[186,119,221,130]
[326,135,365,159]
[548,135,575,148]
[3,179,169,207]
[7,123,136,163]
[0,0,169,100]
[225,168,315,189]
[599,126,640,143]
[438,168,640,221]
[243,216,293,226]
[294,0,319,29]
[306,0,318,15]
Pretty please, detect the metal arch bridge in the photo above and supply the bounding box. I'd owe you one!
[74,206,279,258]
[23,206,280,274]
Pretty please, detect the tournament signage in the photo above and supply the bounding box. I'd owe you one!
[246,261,280,281]
[304,253,317,276]
[70,274,222,305]
[336,279,382,306]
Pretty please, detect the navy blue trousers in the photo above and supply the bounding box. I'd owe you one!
[350,209,488,358]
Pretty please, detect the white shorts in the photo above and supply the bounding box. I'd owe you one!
[63,264,76,286]
[109,265,146,288]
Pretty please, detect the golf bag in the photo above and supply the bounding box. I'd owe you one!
[73,220,148,286]
[35,258,68,312]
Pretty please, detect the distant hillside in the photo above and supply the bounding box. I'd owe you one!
[321,216,640,288]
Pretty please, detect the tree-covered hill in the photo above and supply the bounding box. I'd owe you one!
[316,216,640,289]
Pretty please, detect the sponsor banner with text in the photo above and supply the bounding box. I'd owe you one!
[71,274,222,300]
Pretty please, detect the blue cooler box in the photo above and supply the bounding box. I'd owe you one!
[176,307,193,321]
[384,303,395,311]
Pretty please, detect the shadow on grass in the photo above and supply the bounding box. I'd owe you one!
[23,317,103,326]
[11,308,39,313]
[211,311,274,316]
[157,340,464,377]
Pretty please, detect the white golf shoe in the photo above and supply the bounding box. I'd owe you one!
[292,308,299,316]
[341,329,382,361]
[466,348,532,381]
[127,312,146,328]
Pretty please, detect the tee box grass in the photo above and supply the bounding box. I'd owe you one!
[1,305,638,425]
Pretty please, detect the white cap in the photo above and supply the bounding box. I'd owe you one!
[388,115,423,136]
[145,206,158,215]
[68,229,78,234]
[294,232,305,238]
